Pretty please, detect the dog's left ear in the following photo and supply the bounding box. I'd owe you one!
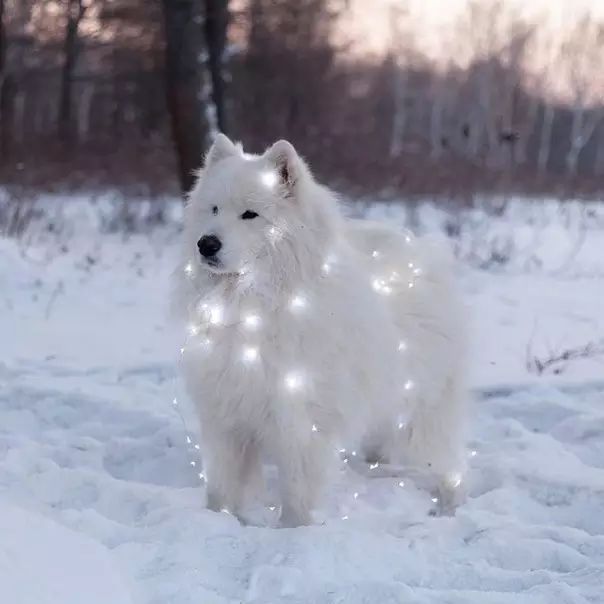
[263,140,305,192]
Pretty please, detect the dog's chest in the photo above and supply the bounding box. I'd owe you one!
[183,274,401,419]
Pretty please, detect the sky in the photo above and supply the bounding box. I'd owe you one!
[335,0,604,102]
[338,0,604,60]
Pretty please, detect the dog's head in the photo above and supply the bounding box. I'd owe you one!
[184,135,337,282]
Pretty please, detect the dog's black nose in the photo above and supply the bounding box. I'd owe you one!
[197,235,222,258]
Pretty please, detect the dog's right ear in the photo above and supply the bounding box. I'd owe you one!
[263,140,307,192]
[205,133,239,167]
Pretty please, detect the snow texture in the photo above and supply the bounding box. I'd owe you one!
[0,503,133,604]
[1,195,603,603]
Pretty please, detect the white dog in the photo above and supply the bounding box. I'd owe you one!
[174,134,468,527]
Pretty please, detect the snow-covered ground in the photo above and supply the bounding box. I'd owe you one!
[1,195,603,603]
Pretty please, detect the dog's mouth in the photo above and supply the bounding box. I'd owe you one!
[200,257,244,278]
[201,258,230,275]
[203,256,222,269]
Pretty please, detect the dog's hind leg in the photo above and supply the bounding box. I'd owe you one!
[401,386,468,515]
[204,431,261,518]
[275,431,333,528]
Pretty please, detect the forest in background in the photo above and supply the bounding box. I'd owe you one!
[1,0,603,202]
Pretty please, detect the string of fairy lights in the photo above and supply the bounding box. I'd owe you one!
[171,167,475,520]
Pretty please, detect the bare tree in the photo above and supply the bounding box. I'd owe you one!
[162,0,211,194]
[0,0,7,158]
[537,104,555,175]
[388,3,413,159]
[58,0,88,142]
[203,0,229,134]
[0,0,5,88]
[595,124,604,175]
[562,16,604,176]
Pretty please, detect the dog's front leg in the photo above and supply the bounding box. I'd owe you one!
[275,430,332,528]
[203,430,259,518]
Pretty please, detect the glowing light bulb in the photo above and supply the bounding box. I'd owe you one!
[398,481,405,488]
[186,436,192,444]
[172,398,178,406]
[369,462,379,470]
[243,313,261,330]
[405,235,412,243]
[260,170,278,188]
[351,451,357,457]
[413,267,422,276]
[180,347,185,355]
[408,262,414,269]
[448,472,462,489]
[408,281,415,289]
[398,340,407,352]
[208,305,223,325]
[190,461,196,467]
[194,444,200,450]
[284,371,304,392]
[311,424,318,432]
[353,492,359,499]
[341,515,349,520]
[184,262,194,276]
[242,346,259,363]
[322,262,331,275]
[372,278,392,295]
[404,379,414,391]
[431,497,439,504]
[470,450,477,457]
[289,294,308,312]
[198,472,206,481]
[397,421,405,430]
[372,250,380,259]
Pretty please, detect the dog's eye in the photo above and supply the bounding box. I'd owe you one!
[241,210,259,220]
[212,205,218,215]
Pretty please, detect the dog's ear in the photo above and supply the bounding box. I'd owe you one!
[205,133,239,167]
[263,140,304,192]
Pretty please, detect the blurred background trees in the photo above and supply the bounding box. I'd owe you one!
[0,0,603,200]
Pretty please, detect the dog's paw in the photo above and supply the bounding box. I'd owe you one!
[429,480,467,517]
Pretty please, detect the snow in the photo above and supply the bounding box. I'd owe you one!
[1,194,604,603]
[0,503,133,604]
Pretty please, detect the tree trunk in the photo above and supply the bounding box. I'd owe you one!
[389,59,406,158]
[162,0,211,195]
[514,96,539,166]
[566,106,601,177]
[537,104,554,175]
[429,94,445,160]
[58,0,87,142]
[0,0,5,85]
[595,132,604,175]
[0,0,7,160]
[203,0,229,134]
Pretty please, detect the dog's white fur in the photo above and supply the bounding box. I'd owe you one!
[174,134,468,527]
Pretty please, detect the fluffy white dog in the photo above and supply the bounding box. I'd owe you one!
[174,134,468,527]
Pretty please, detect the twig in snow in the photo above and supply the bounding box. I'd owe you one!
[527,338,604,376]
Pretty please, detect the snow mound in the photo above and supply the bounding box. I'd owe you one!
[0,503,134,604]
